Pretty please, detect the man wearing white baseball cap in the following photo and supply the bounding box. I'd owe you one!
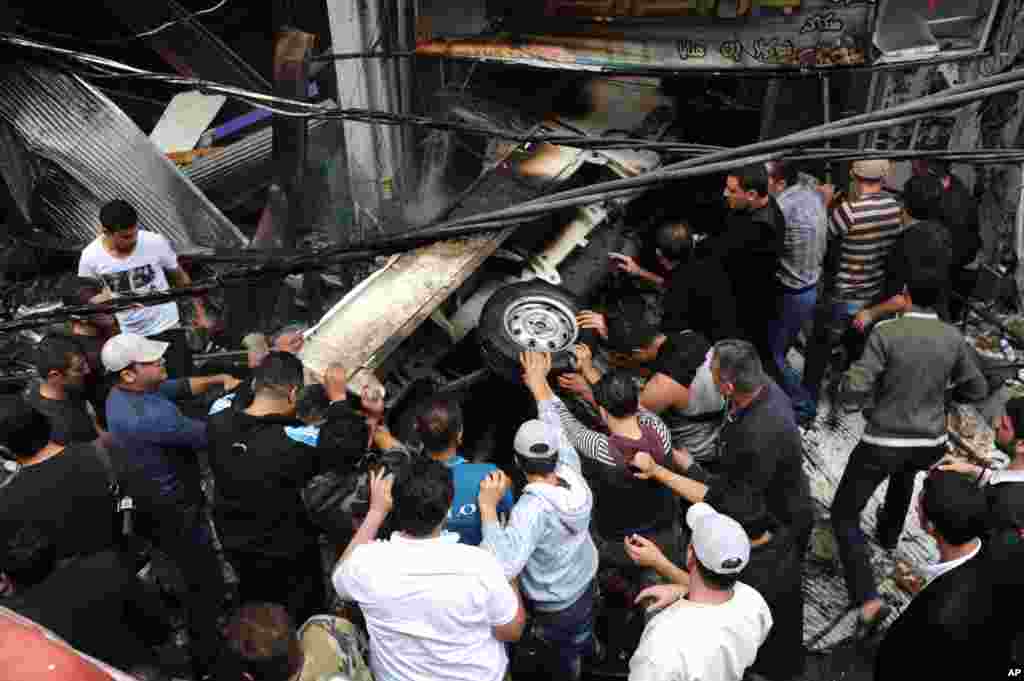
[101,332,240,678]
[629,502,773,681]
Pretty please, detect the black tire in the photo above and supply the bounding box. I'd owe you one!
[478,280,581,381]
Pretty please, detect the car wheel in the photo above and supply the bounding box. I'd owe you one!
[478,280,581,381]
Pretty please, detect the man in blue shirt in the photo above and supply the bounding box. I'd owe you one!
[414,395,513,545]
[103,333,240,506]
[101,332,239,678]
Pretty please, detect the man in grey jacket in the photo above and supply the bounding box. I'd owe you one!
[831,271,988,639]
[479,351,599,681]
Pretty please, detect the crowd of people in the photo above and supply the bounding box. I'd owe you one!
[1,158,1022,681]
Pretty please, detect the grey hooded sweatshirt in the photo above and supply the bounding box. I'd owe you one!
[481,401,598,613]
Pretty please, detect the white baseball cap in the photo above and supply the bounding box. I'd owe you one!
[101,333,169,373]
[686,502,751,575]
[513,419,560,465]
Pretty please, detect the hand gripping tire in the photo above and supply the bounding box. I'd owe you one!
[478,280,581,382]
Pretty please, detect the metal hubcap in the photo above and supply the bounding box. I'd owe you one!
[503,295,578,352]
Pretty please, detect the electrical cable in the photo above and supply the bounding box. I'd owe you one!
[2,36,1024,330]
[13,0,230,46]
[5,33,1024,155]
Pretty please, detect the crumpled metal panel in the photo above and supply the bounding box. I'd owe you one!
[182,116,338,213]
[0,61,247,251]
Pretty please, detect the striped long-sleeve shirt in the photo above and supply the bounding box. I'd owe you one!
[544,396,672,467]
[829,190,905,304]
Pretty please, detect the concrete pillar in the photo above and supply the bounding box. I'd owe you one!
[326,0,405,239]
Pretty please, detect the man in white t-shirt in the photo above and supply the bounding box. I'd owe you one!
[333,459,526,681]
[629,502,773,681]
[78,199,210,378]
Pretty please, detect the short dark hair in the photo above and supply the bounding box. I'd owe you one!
[34,335,83,378]
[0,396,51,460]
[731,164,770,198]
[296,384,330,424]
[592,370,640,418]
[222,603,300,681]
[767,160,800,187]
[654,220,693,263]
[392,458,453,537]
[1,525,57,589]
[414,396,463,454]
[713,339,765,394]
[902,175,944,222]
[695,557,739,591]
[252,352,305,398]
[606,298,660,352]
[905,270,943,309]
[99,200,138,233]
[922,471,987,545]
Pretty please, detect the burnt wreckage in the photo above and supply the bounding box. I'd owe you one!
[1,0,1024,676]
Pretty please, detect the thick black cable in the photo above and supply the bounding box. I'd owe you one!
[5,34,1024,155]
[2,37,1023,330]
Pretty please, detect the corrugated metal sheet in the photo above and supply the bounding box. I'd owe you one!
[182,116,339,213]
[0,61,246,251]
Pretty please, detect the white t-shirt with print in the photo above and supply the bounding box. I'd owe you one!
[629,582,772,681]
[333,531,519,681]
[78,231,181,337]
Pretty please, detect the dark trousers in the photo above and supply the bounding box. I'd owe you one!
[227,543,325,626]
[530,582,597,681]
[949,266,981,325]
[831,441,944,606]
[802,299,864,404]
[129,479,225,677]
[150,327,192,379]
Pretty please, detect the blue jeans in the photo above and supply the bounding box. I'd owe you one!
[530,582,596,681]
[770,284,818,405]
[801,299,866,404]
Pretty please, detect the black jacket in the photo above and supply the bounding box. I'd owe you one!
[690,381,813,541]
[207,400,367,557]
[882,219,953,320]
[942,174,982,269]
[875,545,1022,679]
[9,551,170,671]
[662,256,742,342]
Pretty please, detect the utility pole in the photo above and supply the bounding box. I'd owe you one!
[326,0,406,241]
